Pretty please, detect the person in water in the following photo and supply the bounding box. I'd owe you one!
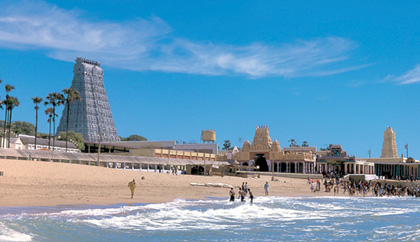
[264,182,269,196]
[248,188,254,203]
[128,179,136,199]
[229,188,235,202]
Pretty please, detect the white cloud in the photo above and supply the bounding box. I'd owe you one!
[386,65,420,85]
[0,1,362,78]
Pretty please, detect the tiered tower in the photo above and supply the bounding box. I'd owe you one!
[251,125,272,150]
[57,57,120,142]
[380,127,398,158]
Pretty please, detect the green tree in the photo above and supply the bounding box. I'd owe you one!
[302,141,309,147]
[121,134,147,141]
[32,97,43,149]
[57,131,85,150]
[62,88,81,152]
[0,121,35,135]
[288,139,297,147]
[37,132,49,139]
[223,140,231,151]
[13,121,35,135]
[44,92,64,151]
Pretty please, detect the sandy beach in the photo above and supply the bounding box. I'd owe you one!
[0,159,324,207]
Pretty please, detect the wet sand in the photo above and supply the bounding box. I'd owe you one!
[0,159,324,207]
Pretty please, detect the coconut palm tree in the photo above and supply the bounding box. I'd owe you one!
[62,88,81,152]
[2,84,14,148]
[45,107,55,150]
[5,96,19,148]
[288,139,297,147]
[44,92,64,151]
[32,97,43,150]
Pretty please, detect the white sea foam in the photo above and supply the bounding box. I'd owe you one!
[81,197,347,231]
[57,205,142,217]
[0,223,32,242]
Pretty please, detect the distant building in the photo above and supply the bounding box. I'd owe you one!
[57,57,120,143]
[364,127,419,179]
[235,126,316,173]
[9,137,25,150]
[316,145,375,176]
[83,140,217,161]
[18,135,80,153]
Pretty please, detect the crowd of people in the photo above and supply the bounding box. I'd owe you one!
[309,176,420,197]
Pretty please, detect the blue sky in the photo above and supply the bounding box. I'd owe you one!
[0,0,419,158]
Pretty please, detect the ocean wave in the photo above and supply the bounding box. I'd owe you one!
[2,196,420,241]
[0,223,32,242]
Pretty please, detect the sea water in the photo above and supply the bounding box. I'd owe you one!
[1,196,420,241]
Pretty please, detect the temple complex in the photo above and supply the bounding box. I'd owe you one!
[235,126,316,174]
[367,127,420,179]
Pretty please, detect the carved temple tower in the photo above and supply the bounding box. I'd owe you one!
[57,57,120,143]
[380,127,398,158]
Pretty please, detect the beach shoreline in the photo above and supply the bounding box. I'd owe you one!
[0,159,370,208]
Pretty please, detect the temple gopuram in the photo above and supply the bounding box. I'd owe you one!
[235,126,316,174]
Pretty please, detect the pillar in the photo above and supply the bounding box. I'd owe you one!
[277,162,280,173]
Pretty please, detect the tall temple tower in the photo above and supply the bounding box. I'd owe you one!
[380,126,398,158]
[57,57,120,142]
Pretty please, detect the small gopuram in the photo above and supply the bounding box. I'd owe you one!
[380,127,398,158]
[235,126,315,173]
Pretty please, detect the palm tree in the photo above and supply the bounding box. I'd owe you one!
[62,88,81,152]
[288,139,297,147]
[45,107,55,150]
[32,97,43,150]
[44,92,64,151]
[5,96,19,148]
[2,84,14,148]
[302,141,309,147]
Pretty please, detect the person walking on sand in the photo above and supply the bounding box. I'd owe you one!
[229,188,235,202]
[128,179,136,199]
[248,189,254,203]
[264,182,269,196]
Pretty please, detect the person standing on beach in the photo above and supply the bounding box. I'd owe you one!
[128,179,136,199]
[229,188,235,202]
[264,182,269,196]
